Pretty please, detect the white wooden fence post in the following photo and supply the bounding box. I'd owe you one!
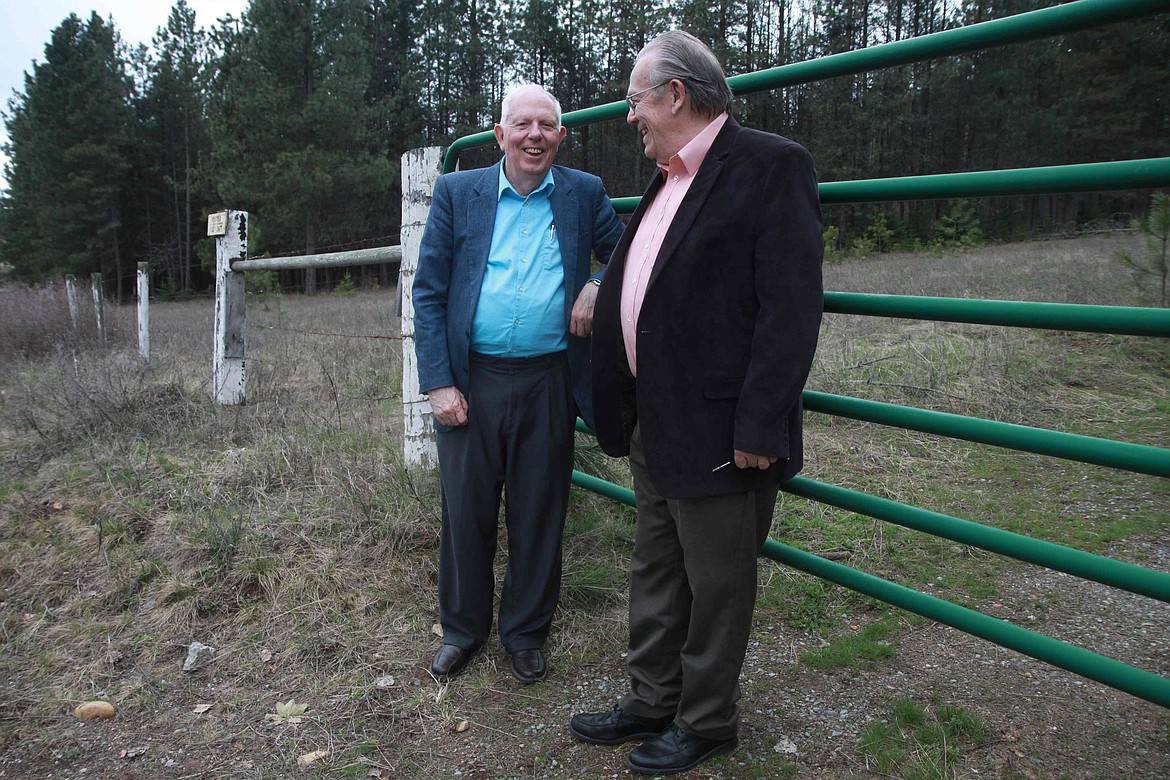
[65,274,79,331]
[90,273,106,347]
[400,147,444,469]
[211,210,247,405]
[137,262,150,360]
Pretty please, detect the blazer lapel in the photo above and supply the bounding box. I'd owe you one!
[610,171,665,281]
[550,167,579,292]
[463,162,501,320]
[646,117,738,291]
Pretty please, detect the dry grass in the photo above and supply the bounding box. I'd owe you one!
[0,234,1167,779]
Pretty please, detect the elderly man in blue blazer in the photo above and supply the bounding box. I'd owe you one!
[413,84,624,685]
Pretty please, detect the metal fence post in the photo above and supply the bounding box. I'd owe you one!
[400,147,444,469]
[211,210,247,405]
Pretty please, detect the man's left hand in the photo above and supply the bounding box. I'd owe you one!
[570,283,599,337]
[734,450,779,470]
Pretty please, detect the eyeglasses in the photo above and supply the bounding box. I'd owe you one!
[626,80,671,113]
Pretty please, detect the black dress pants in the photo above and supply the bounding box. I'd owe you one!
[435,350,574,652]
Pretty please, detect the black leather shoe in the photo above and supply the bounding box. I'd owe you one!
[510,648,546,684]
[627,723,737,775]
[569,704,675,745]
[429,643,481,681]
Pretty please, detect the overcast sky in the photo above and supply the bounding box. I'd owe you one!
[0,0,246,191]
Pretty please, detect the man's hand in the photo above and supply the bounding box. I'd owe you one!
[428,385,469,427]
[570,282,600,338]
[734,449,778,470]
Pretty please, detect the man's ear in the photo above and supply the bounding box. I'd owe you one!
[668,79,687,115]
[493,124,505,150]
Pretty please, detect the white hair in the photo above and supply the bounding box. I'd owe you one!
[499,83,563,127]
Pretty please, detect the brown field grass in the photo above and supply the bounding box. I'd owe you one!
[0,233,1167,779]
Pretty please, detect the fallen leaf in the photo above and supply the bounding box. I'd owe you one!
[375,675,396,689]
[119,746,147,759]
[266,699,308,725]
[451,719,470,733]
[259,648,273,663]
[297,750,328,767]
[193,703,213,714]
[431,623,444,638]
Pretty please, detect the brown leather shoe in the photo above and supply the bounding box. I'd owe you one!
[429,644,481,681]
[569,704,675,745]
[626,723,737,775]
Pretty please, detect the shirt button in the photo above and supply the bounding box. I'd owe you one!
[519,287,524,292]
[522,230,529,235]
[673,175,679,181]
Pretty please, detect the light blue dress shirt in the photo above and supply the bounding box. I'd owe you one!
[470,164,566,357]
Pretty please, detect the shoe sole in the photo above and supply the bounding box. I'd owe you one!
[626,738,737,775]
[568,724,673,746]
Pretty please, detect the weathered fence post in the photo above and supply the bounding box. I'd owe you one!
[65,274,79,331]
[210,210,247,405]
[137,262,150,360]
[90,273,106,347]
[400,147,444,469]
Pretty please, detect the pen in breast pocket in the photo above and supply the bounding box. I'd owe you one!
[712,460,732,472]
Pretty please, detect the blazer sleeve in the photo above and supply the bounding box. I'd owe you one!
[590,179,624,280]
[734,142,824,456]
[412,175,456,394]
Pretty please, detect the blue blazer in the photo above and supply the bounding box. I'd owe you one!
[413,160,624,430]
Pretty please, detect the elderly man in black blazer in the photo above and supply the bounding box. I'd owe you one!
[570,31,824,776]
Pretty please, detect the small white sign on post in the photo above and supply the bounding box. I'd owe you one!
[207,211,228,237]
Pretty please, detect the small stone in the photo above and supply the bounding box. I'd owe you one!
[74,701,116,720]
[183,641,216,672]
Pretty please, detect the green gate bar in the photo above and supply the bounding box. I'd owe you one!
[444,0,1170,172]
[780,476,1170,603]
[763,538,1170,709]
[607,158,1170,215]
[824,292,1170,337]
[819,158,1170,204]
[569,469,1170,708]
[803,391,1170,478]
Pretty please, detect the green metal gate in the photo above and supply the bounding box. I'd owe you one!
[441,0,1170,708]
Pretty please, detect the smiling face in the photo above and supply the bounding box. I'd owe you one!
[626,55,675,164]
[494,88,566,196]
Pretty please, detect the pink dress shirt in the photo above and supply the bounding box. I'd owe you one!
[621,113,729,376]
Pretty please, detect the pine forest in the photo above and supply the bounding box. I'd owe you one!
[1,0,1167,297]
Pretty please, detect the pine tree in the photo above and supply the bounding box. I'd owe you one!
[1,13,137,288]
[208,0,395,291]
[139,0,213,293]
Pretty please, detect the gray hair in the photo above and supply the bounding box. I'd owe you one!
[499,83,563,127]
[638,31,733,117]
